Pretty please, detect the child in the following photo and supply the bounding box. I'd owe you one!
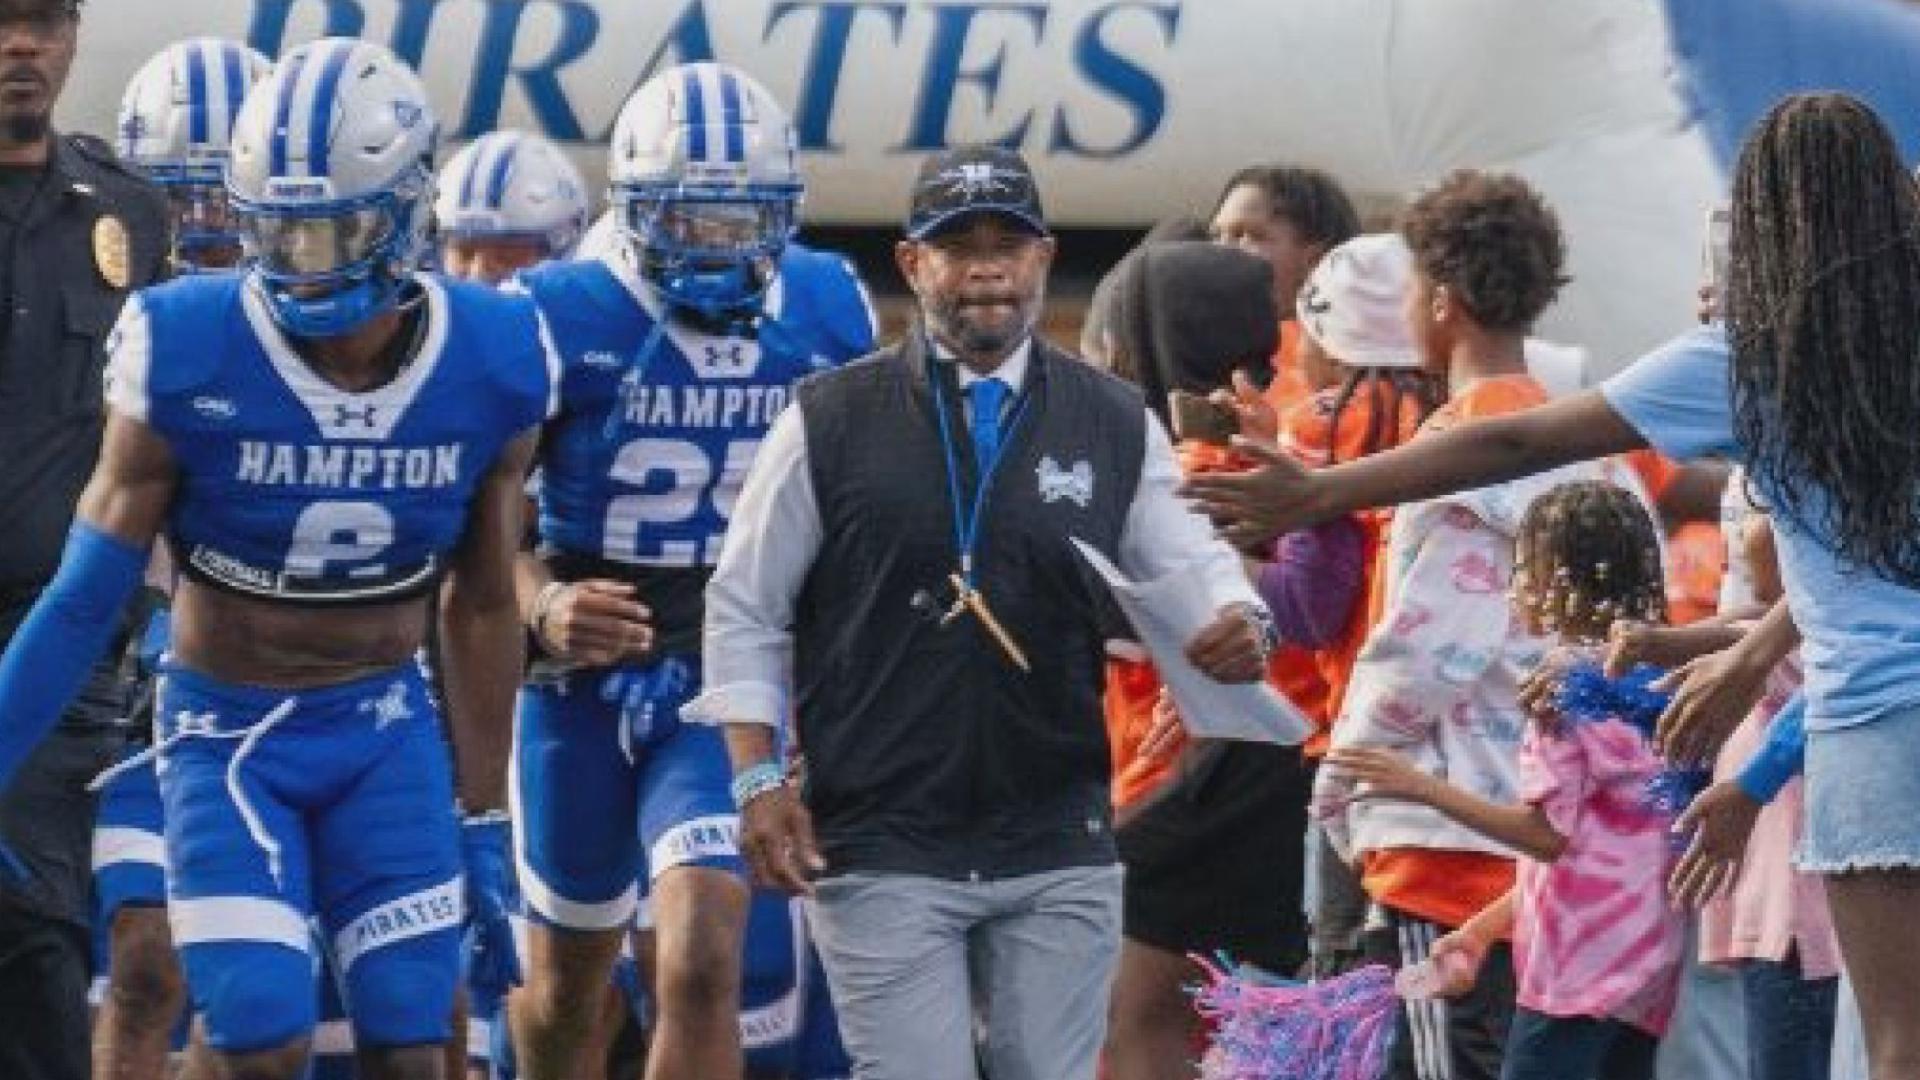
[1312,169,1650,1080]
[1632,473,1841,1080]
[1330,481,1687,1080]
[1240,232,1446,978]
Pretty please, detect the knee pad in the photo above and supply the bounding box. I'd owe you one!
[341,930,459,1048]
[182,941,317,1054]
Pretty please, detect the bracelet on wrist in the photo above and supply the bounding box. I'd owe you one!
[1237,602,1280,656]
[730,761,788,810]
[530,581,567,649]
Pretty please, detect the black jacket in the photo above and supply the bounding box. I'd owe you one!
[0,134,168,623]
[792,332,1146,880]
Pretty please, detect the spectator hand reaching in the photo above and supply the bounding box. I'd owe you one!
[1668,780,1762,908]
[1180,437,1322,552]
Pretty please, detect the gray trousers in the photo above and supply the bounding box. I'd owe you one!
[806,863,1124,1080]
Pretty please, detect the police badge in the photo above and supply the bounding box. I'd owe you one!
[93,214,131,289]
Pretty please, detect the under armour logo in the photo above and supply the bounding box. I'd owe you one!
[334,403,379,429]
[703,343,748,367]
[118,113,148,146]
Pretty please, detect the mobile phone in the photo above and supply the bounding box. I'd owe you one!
[1169,390,1239,446]
[1703,204,1731,298]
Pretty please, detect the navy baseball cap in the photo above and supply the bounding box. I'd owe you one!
[905,145,1049,241]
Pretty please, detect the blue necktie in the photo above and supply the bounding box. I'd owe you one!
[967,377,1010,472]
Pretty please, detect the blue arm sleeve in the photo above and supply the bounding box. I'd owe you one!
[1735,691,1806,805]
[0,523,148,790]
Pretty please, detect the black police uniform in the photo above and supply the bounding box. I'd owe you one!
[0,132,168,1080]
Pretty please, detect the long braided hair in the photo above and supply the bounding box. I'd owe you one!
[1512,481,1667,644]
[1725,93,1920,584]
[1315,369,1445,466]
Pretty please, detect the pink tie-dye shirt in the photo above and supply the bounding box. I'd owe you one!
[1513,717,1685,1035]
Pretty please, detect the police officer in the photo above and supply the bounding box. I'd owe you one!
[0,2,168,1076]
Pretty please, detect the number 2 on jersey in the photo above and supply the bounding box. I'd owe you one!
[604,437,759,565]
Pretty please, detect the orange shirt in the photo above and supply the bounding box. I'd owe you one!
[1279,380,1431,755]
[1356,373,1548,930]
[1105,656,1173,809]
[1361,849,1517,931]
[1264,321,1311,417]
[1625,449,1727,625]
[1102,437,1329,808]
[1666,521,1728,626]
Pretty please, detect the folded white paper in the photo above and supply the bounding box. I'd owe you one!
[1071,538,1311,746]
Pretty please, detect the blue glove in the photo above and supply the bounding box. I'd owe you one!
[461,813,522,1002]
[599,658,693,748]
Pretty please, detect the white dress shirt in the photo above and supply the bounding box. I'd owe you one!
[683,335,1262,728]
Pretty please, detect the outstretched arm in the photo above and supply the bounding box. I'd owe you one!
[0,412,176,792]
[1324,746,1570,863]
[1183,390,1646,548]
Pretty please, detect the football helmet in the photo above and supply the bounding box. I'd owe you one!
[227,38,439,337]
[434,130,590,258]
[607,62,802,318]
[116,38,272,269]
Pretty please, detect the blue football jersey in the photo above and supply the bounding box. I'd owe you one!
[522,244,875,571]
[104,273,555,603]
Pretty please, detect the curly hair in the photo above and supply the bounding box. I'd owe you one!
[1513,480,1667,643]
[1400,170,1568,332]
[1725,93,1920,586]
[1214,166,1361,249]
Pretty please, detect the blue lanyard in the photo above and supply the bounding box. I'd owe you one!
[930,365,1031,587]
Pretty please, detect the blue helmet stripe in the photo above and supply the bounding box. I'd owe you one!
[456,140,484,212]
[306,41,355,178]
[682,67,708,163]
[220,43,247,142]
[269,48,310,177]
[185,41,210,147]
[485,133,522,211]
[717,68,745,163]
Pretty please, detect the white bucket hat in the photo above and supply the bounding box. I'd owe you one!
[1296,233,1422,370]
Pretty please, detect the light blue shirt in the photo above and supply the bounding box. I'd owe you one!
[1601,325,1920,731]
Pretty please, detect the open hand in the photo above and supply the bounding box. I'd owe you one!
[1653,647,1770,766]
[1324,746,1438,804]
[1179,437,1322,551]
[1668,780,1762,909]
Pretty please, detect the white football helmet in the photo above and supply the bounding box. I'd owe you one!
[116,38,271,269]
[607,62,802,318]
[434,131,590,257]
[227,38,439,336]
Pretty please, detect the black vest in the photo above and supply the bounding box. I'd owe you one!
[794,332,1146,880]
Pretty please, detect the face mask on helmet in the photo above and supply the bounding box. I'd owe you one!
[226,38,439,338]
[164,182,243,269]
[618,190,795,318]
[232,177,425,338]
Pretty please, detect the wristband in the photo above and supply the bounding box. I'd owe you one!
[530,581,567,648]
[730,761,788,810]
[1235,602,1280,657]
